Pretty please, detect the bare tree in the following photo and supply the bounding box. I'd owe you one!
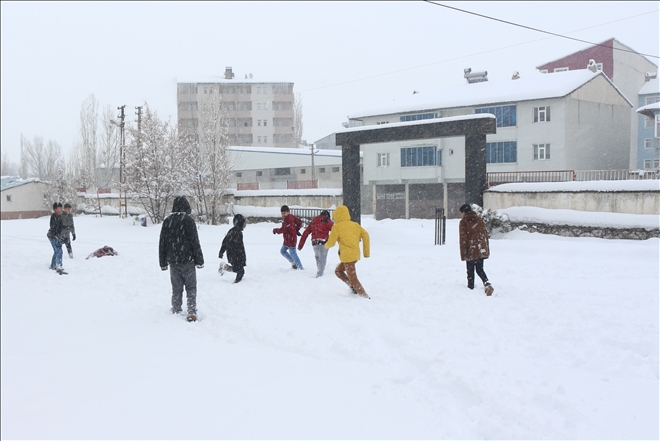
[1,151,19,176]
[124,104,183,223]
[70,94,99,190]
[181,91,232,225]
[20,134,46,179]
[293,92,304,147]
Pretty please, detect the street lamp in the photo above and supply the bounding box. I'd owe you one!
[310,143,319,187]
[110,105,127,218]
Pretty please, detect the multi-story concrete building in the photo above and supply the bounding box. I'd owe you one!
[636,77,660,169]
[177,67,296,148]
[536,38,658,168]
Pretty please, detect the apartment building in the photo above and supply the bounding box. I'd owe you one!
[177,67,296,148]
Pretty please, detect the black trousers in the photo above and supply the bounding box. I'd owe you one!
[466,258,488,289]
[170,262,197,313]
[227,264,245,283]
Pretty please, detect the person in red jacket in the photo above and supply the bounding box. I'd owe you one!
[273,205,304,270]
[298,209,334,278]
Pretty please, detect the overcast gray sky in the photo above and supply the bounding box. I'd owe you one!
[1,1,658,164]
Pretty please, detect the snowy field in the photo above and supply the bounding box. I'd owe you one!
[1,212,658,439]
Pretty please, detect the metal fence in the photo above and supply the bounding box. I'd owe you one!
[291,208,334,224]
[434,208,446,245]
[487,169,659,188]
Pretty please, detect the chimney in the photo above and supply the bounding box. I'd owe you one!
[224,67,235,80]
[512,71,520,80]
[464,67,488,84]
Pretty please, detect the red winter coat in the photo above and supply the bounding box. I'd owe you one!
[274,213,302,248]
[298,215,334,250]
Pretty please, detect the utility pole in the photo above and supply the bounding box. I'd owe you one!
[310,143,319,188]
[117,105,126,218]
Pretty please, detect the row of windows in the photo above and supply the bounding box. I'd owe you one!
[235,166,340,178]
[179,84,293,95]
[225,118,293,127]
[400,113,437,122]
[375,142,554,166]
[643,159,660,168]
[475,105,517,127]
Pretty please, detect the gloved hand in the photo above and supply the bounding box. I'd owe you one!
[219,253,224,259]
[196,264,204,269]
[161,266,168,271]
[72,234,76,241]
[297,246,302,251]
[272,229,277,234]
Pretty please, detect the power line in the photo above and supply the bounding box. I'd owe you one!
[424,1,659,59]
[298,9,658,94]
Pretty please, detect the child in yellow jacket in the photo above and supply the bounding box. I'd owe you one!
[324,205,370,299]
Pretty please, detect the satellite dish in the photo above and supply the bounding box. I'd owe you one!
[249,73,253,79]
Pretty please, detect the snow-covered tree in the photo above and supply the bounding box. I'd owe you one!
[180,91,232,225]
[1,151,19,176]
[69,94,100,190]
[20,134,47,179]
[124,104,183,223]
[293,93,304,147]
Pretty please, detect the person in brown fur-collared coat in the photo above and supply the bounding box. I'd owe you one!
[459,203,494,296]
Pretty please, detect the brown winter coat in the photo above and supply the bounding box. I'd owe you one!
[459,211,490,261]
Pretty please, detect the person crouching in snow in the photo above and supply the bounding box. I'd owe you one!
[218,214,247,283]
[459,203,494,296]
[273,205,304,270]
[324,205,370,299]
[298,209,333,278]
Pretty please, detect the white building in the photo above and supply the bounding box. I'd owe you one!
[1,176,50,220]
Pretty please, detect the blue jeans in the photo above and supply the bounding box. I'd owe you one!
[49,237,63,269]
[280,245,303,269]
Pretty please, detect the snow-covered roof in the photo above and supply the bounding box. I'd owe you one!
[0,176,44,192]
[636,101,660,117]
[639,77,659,95]
[337,114,495,134]
[177,75,293,85]
[348,70,629,119]
[228,145,342,158]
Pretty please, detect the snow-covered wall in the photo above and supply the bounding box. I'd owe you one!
[484,180,660,215]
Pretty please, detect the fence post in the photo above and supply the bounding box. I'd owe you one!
[435,208,446,245]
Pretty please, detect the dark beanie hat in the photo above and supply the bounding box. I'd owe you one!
[459,203,472,213]
[52,202,60,209]
[320,210,330,217]
[280,205,290,212]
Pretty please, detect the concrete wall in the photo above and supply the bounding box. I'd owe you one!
[484,190,660,215]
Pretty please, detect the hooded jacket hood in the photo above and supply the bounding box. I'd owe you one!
[172,196,191,214]
[332,205,351,223]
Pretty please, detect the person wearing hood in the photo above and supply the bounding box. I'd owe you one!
[218,214,247,283]
[459,203,494,296]
[159,196,204,322]
[298,209,334,278]
[324,205,370,299]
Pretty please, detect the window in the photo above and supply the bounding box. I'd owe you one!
[595,63,603,71]
[400,113,436,122]
[645,96,660,105]
[644,159,660,168]
[275,168,291,176]
[376,121,390,125]
[235,172,242,178]
[486,141,517,163]
[263,136,267,143]
[257,136,262,143]
[319,168,326,173]
[656,115,660,138]
[257,103,261,110]
[533,143,550,160]
[377,153,390,167]
[645,116,654,129]
[257,87,261,94]
[257,171,262,177]
[263,120,267,127]
[534,106,550,122]
[257,120,262,126]
[263,102,268,110]
[475,105,516,127]
[6,195,11,202]
[300,168,306,174]
[332,167,340,173]
[645,139,653,149]
[400,146,440,167]
[554,67,569,72]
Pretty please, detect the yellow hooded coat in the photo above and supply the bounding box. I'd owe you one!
[324,205,370,263]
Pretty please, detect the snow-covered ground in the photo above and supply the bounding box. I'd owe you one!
[1,211,658,439]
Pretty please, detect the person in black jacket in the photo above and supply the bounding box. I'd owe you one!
[218,214,247,283]
[46,202,65,272]
[61,203,76,258]
[159,196,204,322]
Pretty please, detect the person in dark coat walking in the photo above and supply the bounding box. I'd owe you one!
[273,205,304,270]
[46,202,65,272]
[459,203,494,296]
[159,196,205,321]
[61,203,76,258]
[298,210,334,277]
[218,214,247,283]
